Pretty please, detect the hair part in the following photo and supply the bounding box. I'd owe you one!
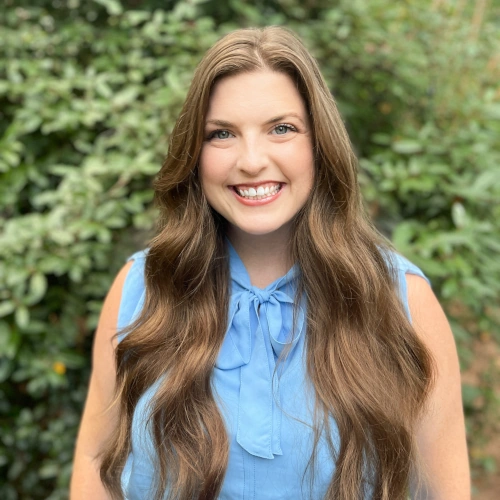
[100,26,434,500]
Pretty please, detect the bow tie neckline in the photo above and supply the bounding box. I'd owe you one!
[215,241,305,459]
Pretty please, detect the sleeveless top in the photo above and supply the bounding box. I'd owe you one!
[117,242,429,499]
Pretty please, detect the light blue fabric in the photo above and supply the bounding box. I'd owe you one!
[117,244,429,499]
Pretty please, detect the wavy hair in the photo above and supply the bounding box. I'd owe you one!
[100,26,434,499]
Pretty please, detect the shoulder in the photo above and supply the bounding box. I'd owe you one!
[385,250,429,283]
[405,273,454,369]
[382,249,430,320]
[116,249,148,336]
[90,249,148,382]
[382,251,470,495]
[381,249,456,384]
[402,270,470,495]
[93,250,146,351]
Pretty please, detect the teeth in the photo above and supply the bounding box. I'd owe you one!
[235,184,281,199]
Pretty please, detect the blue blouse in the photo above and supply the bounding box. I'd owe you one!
[117,242,428,499]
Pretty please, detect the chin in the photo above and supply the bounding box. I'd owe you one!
[231,221,290,238]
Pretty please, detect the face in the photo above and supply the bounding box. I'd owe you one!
[199,70,314,241]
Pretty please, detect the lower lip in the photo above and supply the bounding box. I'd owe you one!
[230,185,284,206]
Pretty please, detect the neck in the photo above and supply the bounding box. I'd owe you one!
[227,225,293,288]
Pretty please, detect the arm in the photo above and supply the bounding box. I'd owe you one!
[70,261,134,500]
[407,274,470,500]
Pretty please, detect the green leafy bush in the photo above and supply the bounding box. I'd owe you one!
[0,0,498,497]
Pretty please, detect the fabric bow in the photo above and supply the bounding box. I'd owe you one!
[215,243,305,459]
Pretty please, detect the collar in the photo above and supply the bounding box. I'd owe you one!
[215,241,305,459]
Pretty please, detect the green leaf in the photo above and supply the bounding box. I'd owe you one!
[15,306,30,329]
[93,0,123,16]
[0,321,20,359]
[371,133,391,145]
[112,86,140,109]
[392,222,416,249]
[391,140,423,154]
[0,301,15,318]
[124,10,152,26]
[451,202,468,229]
[485,104,500,120]
[27,273,47,305]
[38,461,59,479]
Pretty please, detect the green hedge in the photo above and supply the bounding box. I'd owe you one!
[1,1,498,497]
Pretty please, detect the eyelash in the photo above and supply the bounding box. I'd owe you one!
[206,123,297,140]
[207,130,233,140]
[272,123,296,135]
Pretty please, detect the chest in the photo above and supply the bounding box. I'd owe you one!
[121,340,339,500]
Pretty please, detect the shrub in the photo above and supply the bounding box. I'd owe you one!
[0,0,498,497]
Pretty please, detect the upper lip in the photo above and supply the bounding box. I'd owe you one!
[230,181,283,188]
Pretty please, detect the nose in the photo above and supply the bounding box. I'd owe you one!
[236,136,269,176]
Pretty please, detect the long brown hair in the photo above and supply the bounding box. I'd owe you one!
[100,26,434,499]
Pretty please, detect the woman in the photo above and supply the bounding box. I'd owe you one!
[71,27,469,499]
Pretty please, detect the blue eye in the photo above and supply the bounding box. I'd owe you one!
[209,130,232,140]
[273,124,295,135]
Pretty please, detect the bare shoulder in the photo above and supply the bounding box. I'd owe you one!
[87,258,137,412]
[93,260,135,362]
[405,274,457,373]
[405,273,462,424]
[405,274,471,499]
[81,259,135,421]
[70,260,136,498]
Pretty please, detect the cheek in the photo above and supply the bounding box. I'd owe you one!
[199,148,231,187]
[198,150,232,213]
[282,141,315,188]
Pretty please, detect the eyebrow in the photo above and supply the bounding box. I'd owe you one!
[205,113,306,128]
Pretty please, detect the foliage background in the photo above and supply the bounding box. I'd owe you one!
[1,0,499,497]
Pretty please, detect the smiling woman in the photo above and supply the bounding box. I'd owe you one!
[200,70,314,251]
[71,26,469,500]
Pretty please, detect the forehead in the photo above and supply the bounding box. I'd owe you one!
[206,70,307,121]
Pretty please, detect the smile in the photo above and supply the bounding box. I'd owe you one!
[232,182,282,200]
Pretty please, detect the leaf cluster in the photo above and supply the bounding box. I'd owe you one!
[0,0,498,497]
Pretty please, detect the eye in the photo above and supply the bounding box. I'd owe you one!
[272,124,296,135]
[208,129,233,140]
